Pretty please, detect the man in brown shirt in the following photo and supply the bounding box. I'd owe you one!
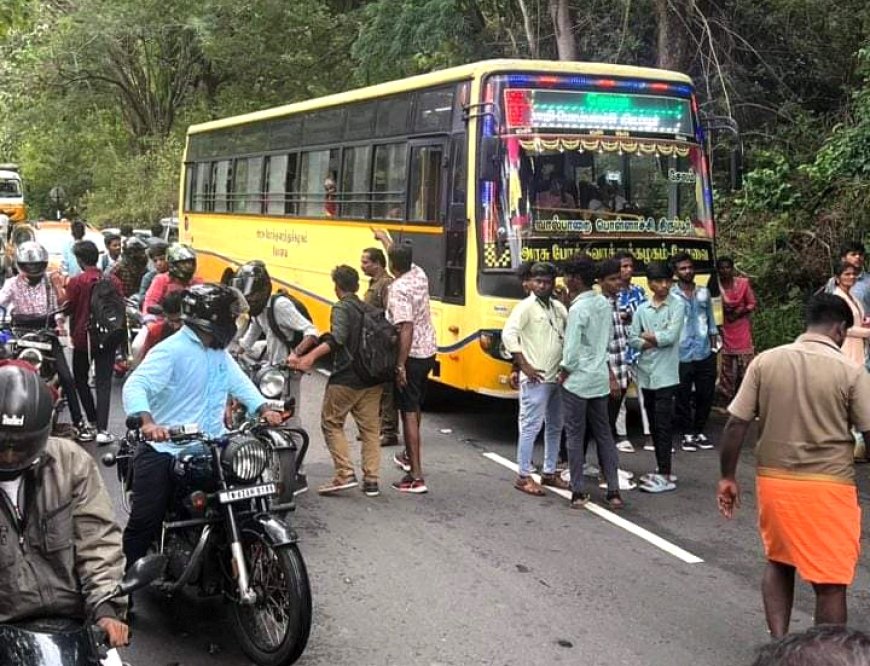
[360,246,399,447]
[717,294,870,638]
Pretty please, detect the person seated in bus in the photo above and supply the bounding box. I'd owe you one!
[591,175,629,213]
[324,177,338,217]
[535,176,575,210]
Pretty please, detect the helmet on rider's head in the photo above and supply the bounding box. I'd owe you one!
[231,261,272,317]
[123,236,149,268]
[15,242,49,280]
[180,283,248,349]
[0,365,54,479]
[167,243,197,282]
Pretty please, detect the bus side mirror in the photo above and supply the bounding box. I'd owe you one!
[730,147,743,191]
[478,136,499,182]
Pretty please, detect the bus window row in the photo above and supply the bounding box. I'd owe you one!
[185,137,465,224]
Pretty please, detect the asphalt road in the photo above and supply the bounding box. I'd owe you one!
[79,372,870,666]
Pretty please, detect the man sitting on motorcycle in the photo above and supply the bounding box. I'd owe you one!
[137,239,168,301]
[141,243,202,316]
[130,289,184,368]
[110,236,149,298]
[232,261,318,428]
[0,241,89,441]
[0,364,129,647]
[121,283,283,568]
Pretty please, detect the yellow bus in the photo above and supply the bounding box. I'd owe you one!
[180,59,715,398]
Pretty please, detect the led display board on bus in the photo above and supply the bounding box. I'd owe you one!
[504,89,693,136]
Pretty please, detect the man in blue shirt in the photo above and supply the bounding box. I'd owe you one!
[671,252,720,452]
[122,283,282,568]
[60,219,85,278]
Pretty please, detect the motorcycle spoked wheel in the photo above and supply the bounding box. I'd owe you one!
[230,531,312,666]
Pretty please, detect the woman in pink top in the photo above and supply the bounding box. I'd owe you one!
[715,257,757,399]
[833,262,870,367]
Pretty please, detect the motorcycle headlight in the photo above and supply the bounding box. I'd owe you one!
[258,369,285,399]
[222,435,271,483]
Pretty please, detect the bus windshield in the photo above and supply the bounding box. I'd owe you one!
[478,77,714,271]
[0,178,22,197]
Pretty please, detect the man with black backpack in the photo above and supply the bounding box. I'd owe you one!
[232,261,318,427]
[64,240,126,445]
[289,265,387,497]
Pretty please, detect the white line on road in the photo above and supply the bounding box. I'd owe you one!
[482,451,704,565]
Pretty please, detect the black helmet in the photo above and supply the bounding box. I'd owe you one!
[181,283,248,349]
[123,236,148,256]
[15,241,48,278]
[167,243,197,282]
[0,365,54,475]
[231,261,272,317]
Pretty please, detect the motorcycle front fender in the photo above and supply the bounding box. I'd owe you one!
[254,514,298,548]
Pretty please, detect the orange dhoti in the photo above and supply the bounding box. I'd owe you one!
[756,472,861,585]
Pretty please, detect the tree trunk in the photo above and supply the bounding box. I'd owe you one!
[655,0,691,72]
[516,0,538,58]
[548,0,577,61]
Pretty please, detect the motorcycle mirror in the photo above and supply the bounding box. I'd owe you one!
[118,554,166,595]
[100,451,117,468]
[125,414,144,430]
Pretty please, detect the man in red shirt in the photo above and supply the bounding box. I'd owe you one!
[64,240,125,445]
[142,244,201,315]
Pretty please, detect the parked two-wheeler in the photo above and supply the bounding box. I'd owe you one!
[0,554,166,666]
[102,417,312,665]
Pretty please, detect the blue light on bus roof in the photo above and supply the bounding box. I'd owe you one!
[504,74,693,97]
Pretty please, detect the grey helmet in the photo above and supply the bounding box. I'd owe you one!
[15,241,49,278]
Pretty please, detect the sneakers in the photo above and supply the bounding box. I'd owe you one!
[680,434,698,452]
[293,473,309,496]
[95,431,115,446]
[582,463,600,477]
[540,472,570,490]
[640,471,678,484]
[694,433,714,450]
[75,422,96,443]
[638,473,676,493]
[362,480,380,497]
[392,475,428,494]
[615,439,635,453]
[642,437,655,452]
[598,474,638,491]
[570,492,591,509]
[393,451,411,473]
[317,475,359,495]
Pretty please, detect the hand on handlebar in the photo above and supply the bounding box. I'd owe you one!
[260,409,285,426]
[96,617,129,648]
[141,421,170,442]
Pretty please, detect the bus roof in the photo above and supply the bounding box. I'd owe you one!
[188,59,694,134]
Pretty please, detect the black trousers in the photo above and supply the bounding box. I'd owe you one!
[675,354,717,435]
[122,444,175,569]
[72,344,116,431]
[642,386,676,476]
[51,338,83,425]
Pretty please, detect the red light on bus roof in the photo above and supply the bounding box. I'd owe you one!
[537,76,560,86]
[596,79,618,88]
[649,82,670,91]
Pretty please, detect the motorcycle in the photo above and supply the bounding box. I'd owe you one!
[102,417,312,666]
[232,350,298,426]
[0,553,166,666]
[114,297,144,378]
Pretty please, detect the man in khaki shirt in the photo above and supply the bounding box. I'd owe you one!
[717,294,870,638]
[503,262,569,495]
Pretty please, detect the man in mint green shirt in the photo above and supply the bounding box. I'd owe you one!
[628,261,685,493]
[558,257,623,510]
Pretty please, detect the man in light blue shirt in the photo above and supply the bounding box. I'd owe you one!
[122,284,282,569]
[558,257,623,510]
[671,252,719,452]
[59,219,85,278]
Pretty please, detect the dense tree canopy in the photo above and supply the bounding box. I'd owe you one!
[0,0,867,347]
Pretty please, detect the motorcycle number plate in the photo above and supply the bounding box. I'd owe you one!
[218,483,278,504]
[16,339,52,351]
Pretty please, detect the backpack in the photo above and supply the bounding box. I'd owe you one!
[348,300,398,386]
[89,276,127,351]
[266,290,313,352]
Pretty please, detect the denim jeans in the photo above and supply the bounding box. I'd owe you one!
[517,380,563,477]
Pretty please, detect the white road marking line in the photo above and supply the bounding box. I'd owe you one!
[483,451,704,565]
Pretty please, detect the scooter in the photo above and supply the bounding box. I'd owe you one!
[0,554,165,666]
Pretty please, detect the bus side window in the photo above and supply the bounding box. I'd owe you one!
[371,143,407,220]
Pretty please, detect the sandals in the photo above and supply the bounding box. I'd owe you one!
[604,492,625,510]
[514,475,545,496]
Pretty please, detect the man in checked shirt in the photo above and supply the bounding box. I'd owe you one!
[599,259,632,442]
